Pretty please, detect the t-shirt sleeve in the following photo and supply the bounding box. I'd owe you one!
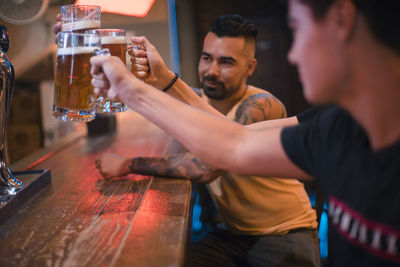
[280,123,315,176]
[296,106,322,123]
[280,107,345,188]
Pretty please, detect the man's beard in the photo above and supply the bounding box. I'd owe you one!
[202,76,234,100]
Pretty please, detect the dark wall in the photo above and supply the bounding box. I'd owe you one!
[191,0,310,116]
[7,81,42,163]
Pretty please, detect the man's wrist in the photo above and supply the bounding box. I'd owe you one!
[163,73,179,92]
[156,70,176,91]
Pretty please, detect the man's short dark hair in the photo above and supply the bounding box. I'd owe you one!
[296,0,399,54]
[210,14,258,42]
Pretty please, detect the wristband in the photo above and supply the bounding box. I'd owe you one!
[162,73,179,92]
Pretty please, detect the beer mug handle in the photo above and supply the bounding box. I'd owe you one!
[91,48,111,105]
[126,44,138,52]
[126,43,150,80]
[93,48,111,57]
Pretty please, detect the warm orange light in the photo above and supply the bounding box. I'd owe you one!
[74,0,155,17]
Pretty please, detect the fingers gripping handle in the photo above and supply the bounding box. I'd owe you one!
[92,48,111,103]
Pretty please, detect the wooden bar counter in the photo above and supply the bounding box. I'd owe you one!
[0,111,192,267]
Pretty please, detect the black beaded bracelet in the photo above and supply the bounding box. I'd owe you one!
[162,73,179,92]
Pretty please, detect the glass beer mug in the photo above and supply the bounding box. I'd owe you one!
[86,29,128,113]
[53,32,109,122]
[61,5,101,33]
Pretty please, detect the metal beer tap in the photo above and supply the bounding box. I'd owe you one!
[0,25,51,222]
[0,25,23,204]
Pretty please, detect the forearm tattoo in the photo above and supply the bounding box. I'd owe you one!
[130,152,223,182]
[129,92,285,181]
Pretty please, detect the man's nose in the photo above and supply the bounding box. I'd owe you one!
[206,61,220,76]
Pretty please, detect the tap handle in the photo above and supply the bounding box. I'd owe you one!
[0,25,9,53]
[0,25,14,125]
[0,25,22,194]
[6,59,14,116]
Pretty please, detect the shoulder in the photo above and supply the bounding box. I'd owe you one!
[281,106,366,189]
[292,106,353,140]
[280,106,347,174]
[313,106,355,136]
[297,105,325,123]
[282,106,356,164]
[234,86,287,125]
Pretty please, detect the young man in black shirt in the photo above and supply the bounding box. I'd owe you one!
[90,0,400,266]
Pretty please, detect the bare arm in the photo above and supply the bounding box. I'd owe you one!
[95,152,224,183]
[95,36,299,181]
[130,153,224,183]
[90,56,312,181]
[130,36,221,116]
[246,116,299,130]
[97,93,286,181]
[129,36,302,129]
[129,36,302,132]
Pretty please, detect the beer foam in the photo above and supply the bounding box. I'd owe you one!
[57,46,98,56]
[62,20,100,31]
[101,36,126,45]
[84,35,100,45]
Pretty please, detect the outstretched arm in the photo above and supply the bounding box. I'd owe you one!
[95,93,285,180]
[245,116,299,130]
[90,56,312,180]
[95,152,224,183]
[129,36,221,116]
[131,153,224,183]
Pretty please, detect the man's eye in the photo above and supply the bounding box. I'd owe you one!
[201,56,211,62]
[221,61,233,66]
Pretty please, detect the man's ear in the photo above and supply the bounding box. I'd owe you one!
[248,58,257,77]
[333,0,358,42]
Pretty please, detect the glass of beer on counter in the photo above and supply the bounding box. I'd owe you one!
[86,29,128,113]
[61,5,101,33]
[53,32,109,122]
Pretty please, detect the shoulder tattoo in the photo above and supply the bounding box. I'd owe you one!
[234,93,285,125]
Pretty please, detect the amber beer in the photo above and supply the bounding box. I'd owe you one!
[86,29,128,113]
[54,47,97,121]
[53,32,103,122]
[99,35,128,112]
[101,36,127,63]
[86,29,127,62]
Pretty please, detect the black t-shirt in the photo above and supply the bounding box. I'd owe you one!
[281,106,400,267]
[296,106,324,123]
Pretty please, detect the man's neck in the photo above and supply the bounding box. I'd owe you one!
[206,85,248,115]
[340,46,400,151]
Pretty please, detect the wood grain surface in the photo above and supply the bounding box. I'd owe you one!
[0,111,191,267]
